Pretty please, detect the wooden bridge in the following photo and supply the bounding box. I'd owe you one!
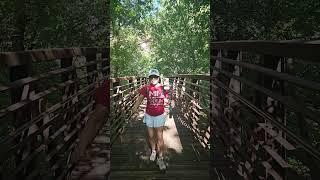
[0,40,320,180]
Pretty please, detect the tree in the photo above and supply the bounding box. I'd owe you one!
[149,0,210,75]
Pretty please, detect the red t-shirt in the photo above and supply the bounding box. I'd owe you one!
[95,79,110,107]
[139,84,169,116]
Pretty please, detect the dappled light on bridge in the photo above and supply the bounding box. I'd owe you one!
[163,112,183,154]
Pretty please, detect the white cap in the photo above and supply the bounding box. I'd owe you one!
[148,69,160,77]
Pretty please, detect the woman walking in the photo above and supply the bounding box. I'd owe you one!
[132,69,169,170]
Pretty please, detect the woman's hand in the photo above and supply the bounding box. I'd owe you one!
[164,98,169,106]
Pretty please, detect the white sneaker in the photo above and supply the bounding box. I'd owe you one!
[157,157,166,170]
[150,150,157,161]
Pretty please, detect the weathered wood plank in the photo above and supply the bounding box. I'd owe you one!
[0,47,108,67]
[71,122,110,180]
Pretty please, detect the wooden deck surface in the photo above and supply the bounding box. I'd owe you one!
[69,103,240,180]
[71,122,110,180]
[110,105,211,180]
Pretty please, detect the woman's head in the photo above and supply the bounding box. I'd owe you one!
[148,69,160,85]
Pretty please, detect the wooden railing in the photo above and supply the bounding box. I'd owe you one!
[110,76,147,144]
[167,75,211,151]
[0,48,109,180]
[210,40,320,180]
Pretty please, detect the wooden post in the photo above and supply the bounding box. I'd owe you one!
[135,77,141,97]
[190,78,198,139]
[100,49,110,115]
[176,77,183,113]
[12,0,26,51]
[111,80,120,132]
[9,54,32,179]
[57,57,75,177]
[209,48,228,178]
[262,55,288,180]
[127,78,133,115]
[86,52,98,105]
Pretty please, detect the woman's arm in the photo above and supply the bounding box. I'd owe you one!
[132,84,148,113]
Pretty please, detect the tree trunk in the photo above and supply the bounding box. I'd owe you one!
[12,0,26,51]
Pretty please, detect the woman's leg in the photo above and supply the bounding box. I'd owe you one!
[155,126,164,157]
[155,126,166,170]
[147,127,156,151]
[147,127,157,161]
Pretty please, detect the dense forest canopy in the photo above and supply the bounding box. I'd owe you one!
[111,0,319,77]
[0,0,109,51]
[111,0,210,77]
[212,0,320,40]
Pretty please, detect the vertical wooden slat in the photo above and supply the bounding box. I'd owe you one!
[85,52,98,106]
[210,48,232,178]
[112,80,120,128]
[262,55,283,179]
[54,57,74,178]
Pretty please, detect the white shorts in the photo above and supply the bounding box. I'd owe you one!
[143,113,166,128]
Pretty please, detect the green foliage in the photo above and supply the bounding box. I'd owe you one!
[288,157,311,177]
[111,26,152,77]
[212,0,320,40]
[0,0,15,51]
[0,0,109,50]
[110,0,156,77]
[150,0,210,75]
[111,0,210,77]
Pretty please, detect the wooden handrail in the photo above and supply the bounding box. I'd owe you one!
[110,76,146,144]
[0,47,108,67]
[0,47,109,180]
[211,40,320,62]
